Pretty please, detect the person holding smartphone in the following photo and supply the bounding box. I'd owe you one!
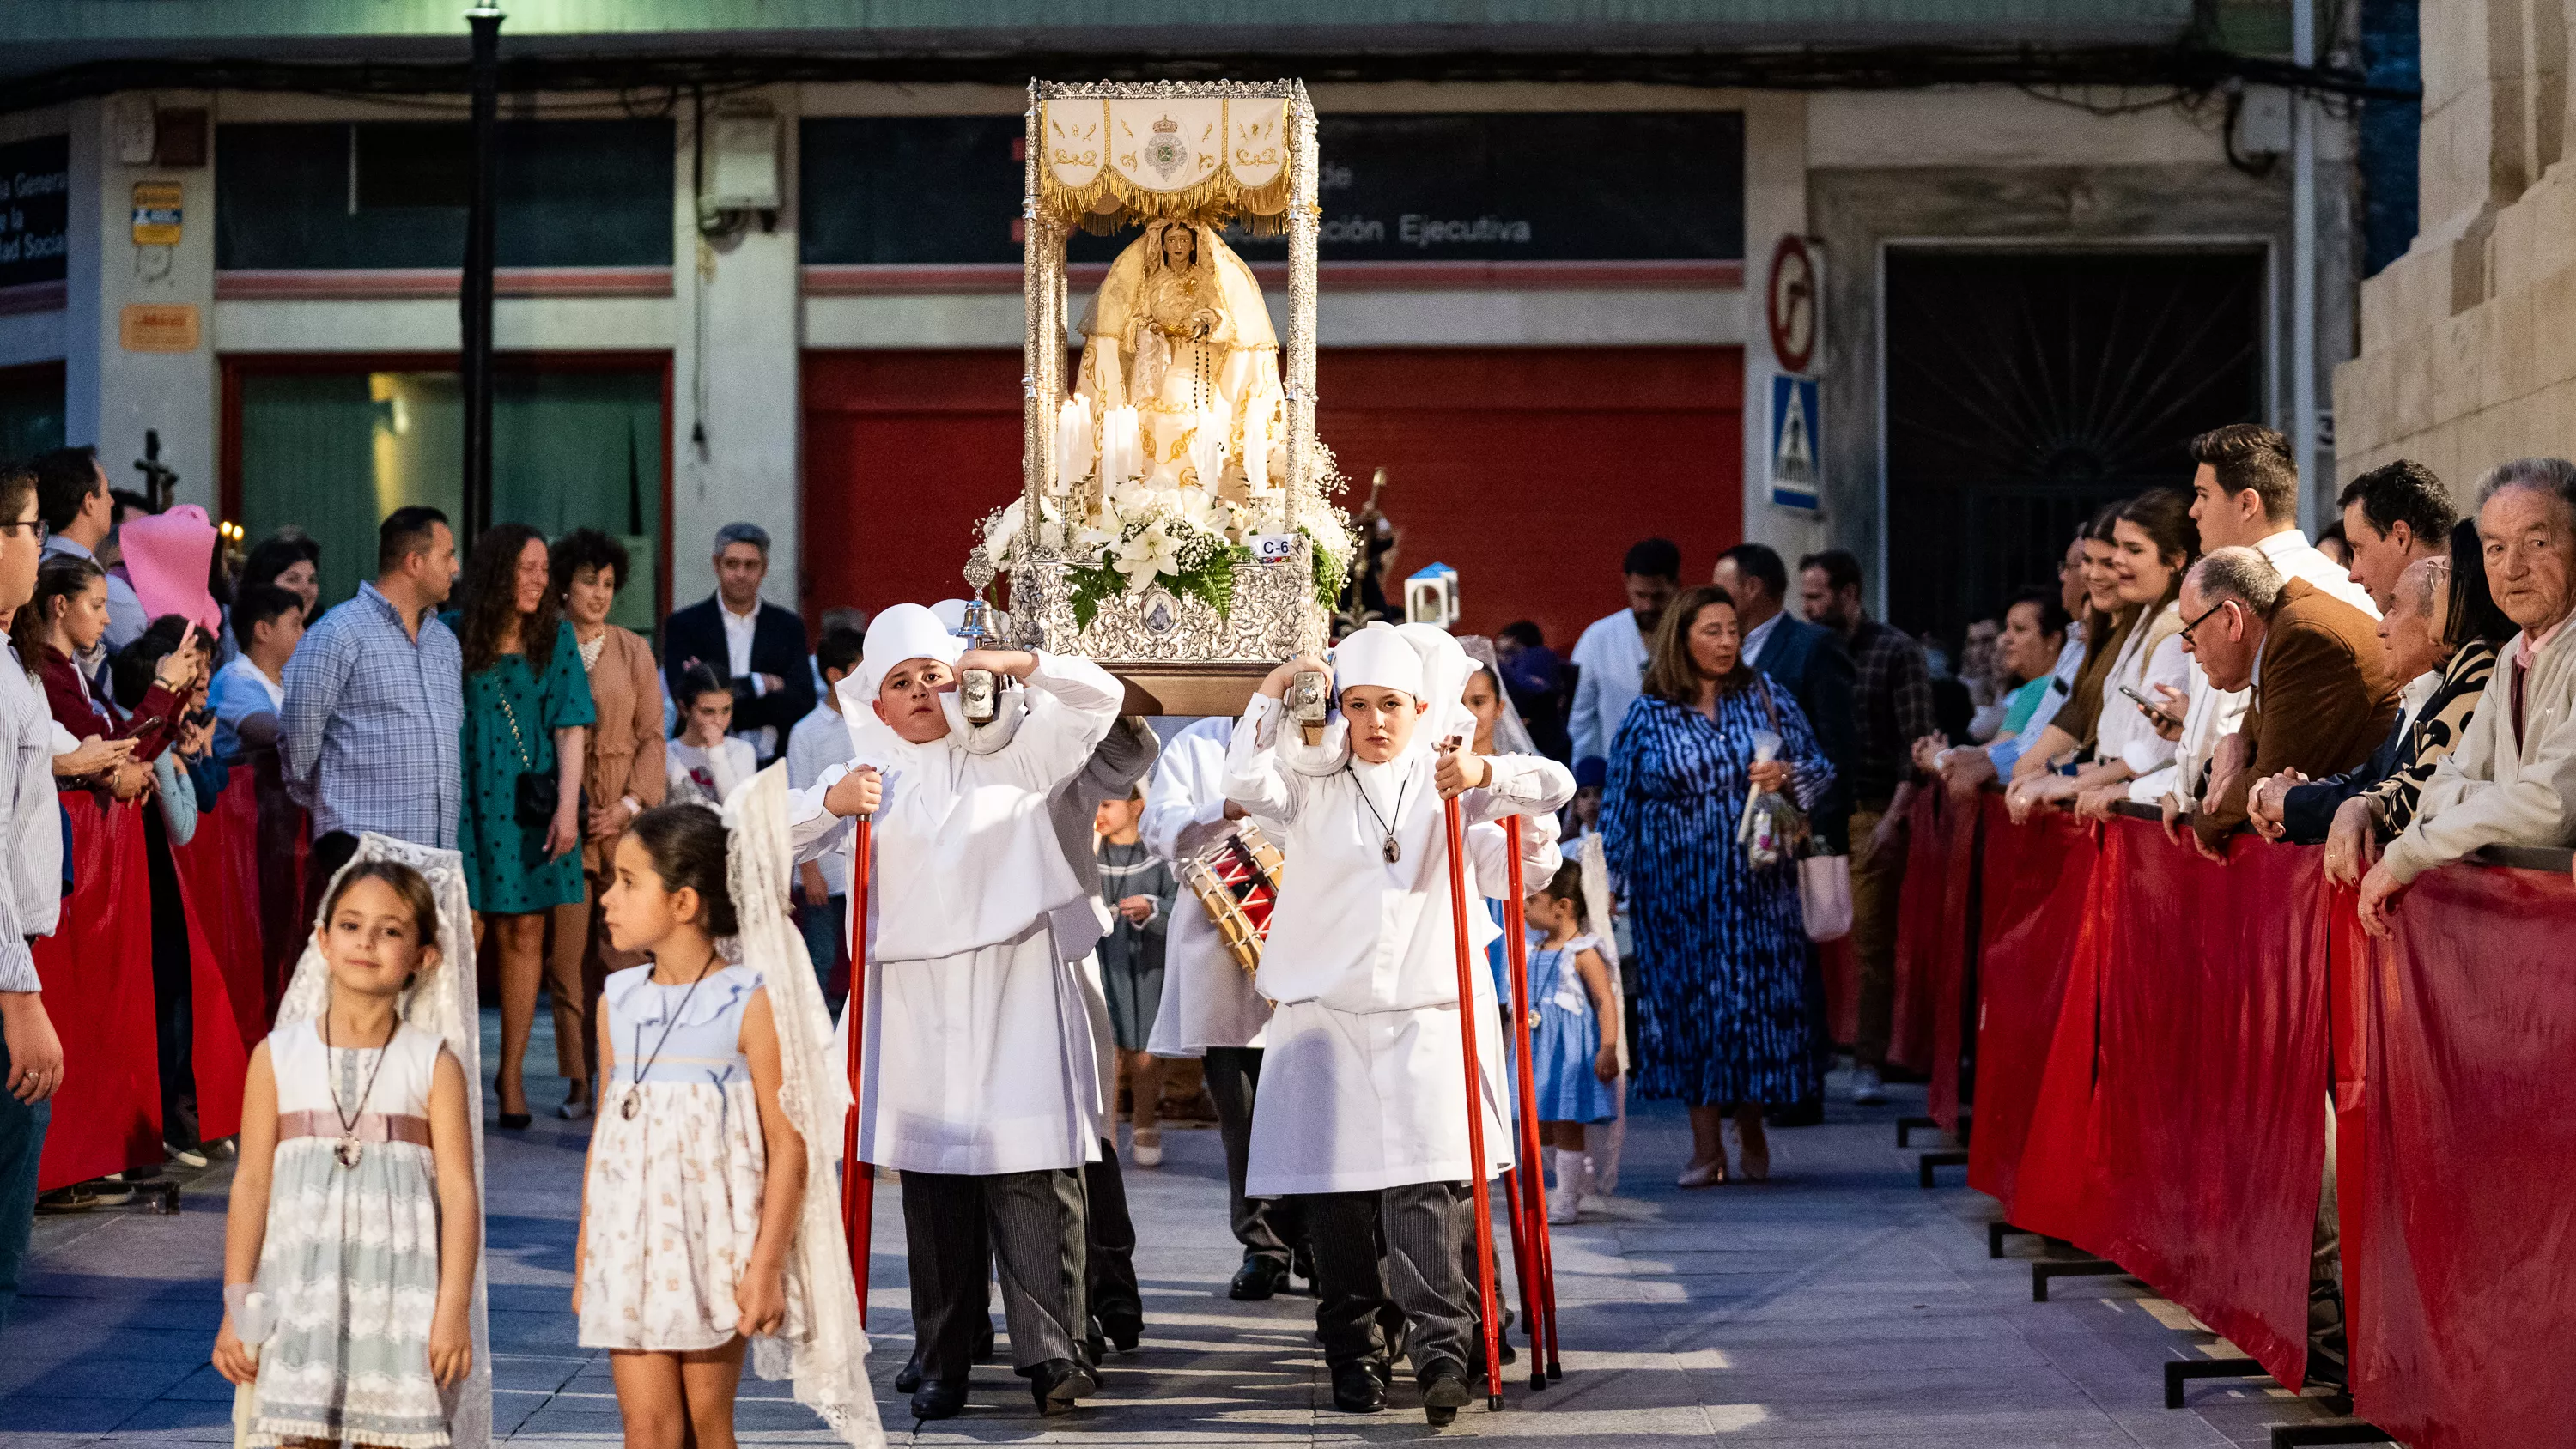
[2006,490,2200,822]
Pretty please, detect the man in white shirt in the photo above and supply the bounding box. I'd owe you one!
[661,522,814,766]
[2159,424,2383,822]
[1566,538,1680,761]
[785,624,864,1010]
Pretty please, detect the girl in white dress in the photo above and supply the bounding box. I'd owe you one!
[212,861,481,1448]
[576,803,810,1449]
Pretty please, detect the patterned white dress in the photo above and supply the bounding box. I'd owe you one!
[579,962,806,1351]
[252,1021,453,1448]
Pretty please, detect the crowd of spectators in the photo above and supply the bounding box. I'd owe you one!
[5,422,2575,1346]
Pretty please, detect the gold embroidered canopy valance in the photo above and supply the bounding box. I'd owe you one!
[1037,86,1297,233]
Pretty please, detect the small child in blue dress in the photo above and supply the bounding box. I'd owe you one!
[1525,861,1622,1224]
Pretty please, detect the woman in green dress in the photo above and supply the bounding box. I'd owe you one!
[453,524,595,1127]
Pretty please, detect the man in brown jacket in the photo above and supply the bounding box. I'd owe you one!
[2177,546,2401,855]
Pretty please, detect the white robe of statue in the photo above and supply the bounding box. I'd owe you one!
[1074,219,1286,498]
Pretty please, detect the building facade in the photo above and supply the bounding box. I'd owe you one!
[0,1,2368,646]
[2335,0,2573,495]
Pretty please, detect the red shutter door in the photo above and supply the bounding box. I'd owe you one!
[803,345,1743,656]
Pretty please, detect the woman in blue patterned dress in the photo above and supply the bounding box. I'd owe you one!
[1603,584,1833,1187]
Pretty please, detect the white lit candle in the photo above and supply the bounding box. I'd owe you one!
[1054,399,1095,491]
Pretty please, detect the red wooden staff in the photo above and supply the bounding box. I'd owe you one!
[1502,814,1564,1385]
[1442,788,1508,1412]
[838,809,874,1329]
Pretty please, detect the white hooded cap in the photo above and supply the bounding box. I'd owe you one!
[1329,621,1474,760]
[1332,621,1425,699]
[856,602,964,700]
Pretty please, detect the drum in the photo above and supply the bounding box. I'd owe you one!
[1180,823,1285,979]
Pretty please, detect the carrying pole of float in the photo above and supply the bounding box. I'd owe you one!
[839,811,874,1328]
[1503,815,1564,1385]
[1442,771,1508,1411]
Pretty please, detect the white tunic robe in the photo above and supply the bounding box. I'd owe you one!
[793,652,1121,1177]
[1224,694,1573,1197]
[1142,717,1277,1056]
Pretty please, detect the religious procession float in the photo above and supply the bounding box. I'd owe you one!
[970,79,1350,716]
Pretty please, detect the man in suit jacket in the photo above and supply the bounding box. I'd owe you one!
[2178,547,2400,854]
[662,521,816,767]
[1714,543,1857,852]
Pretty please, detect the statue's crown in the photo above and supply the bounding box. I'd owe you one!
[1152,113,1180,133]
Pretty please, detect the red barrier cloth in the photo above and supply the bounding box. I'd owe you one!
[33,798,165,1191]
[2342,863,2576,1449]
[2087,821,2330,1392]
[1924,791,1984,1131]
[1887,787,1947,1073]
[170,824,251,1145]
[1965,802,2098,1211]
[173,772,270,1052]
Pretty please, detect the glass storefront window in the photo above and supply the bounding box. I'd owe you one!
[234,364,663,632]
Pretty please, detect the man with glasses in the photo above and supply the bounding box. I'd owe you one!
[2148,425,2385,826]
[0,463,67,1330]
[2170,548,2397,857]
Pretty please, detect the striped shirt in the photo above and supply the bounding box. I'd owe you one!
[280,583,465,847]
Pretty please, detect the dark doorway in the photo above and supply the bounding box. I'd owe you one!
[1883,250,2265,642]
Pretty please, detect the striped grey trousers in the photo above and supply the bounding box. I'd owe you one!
[900,1167,1088,1379]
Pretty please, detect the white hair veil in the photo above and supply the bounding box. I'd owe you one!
[1455,635,1541,759]
[269,836,491,1449]
[721,766,885,1449]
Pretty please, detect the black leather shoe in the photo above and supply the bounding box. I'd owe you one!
[1229,1256,1291,1300]
[1027,1357,1097,1416]
[892,1349,924,1395]
[1330,1361,1388,1413]
[909,1379,968,1420]
[1098,1308,1144,1353]
[1419,1365,1471,1427]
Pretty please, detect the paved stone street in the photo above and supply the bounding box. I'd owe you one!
[1,1009,2350,1447]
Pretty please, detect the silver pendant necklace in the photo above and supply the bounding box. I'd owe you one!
[1346,764,1413,864]
[623,959,717,1122]
[322,1011,394,1170]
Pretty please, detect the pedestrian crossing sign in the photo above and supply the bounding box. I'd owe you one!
[1769,374,1820,511]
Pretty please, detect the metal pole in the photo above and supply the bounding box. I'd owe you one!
[2291,0,2318,534]
[461,5,504,547]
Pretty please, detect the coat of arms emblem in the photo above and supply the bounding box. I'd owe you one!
[1145,114,1188,180]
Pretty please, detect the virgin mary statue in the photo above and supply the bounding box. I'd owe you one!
[1074,219,1286,500]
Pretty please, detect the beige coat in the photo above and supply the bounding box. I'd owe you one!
[580,623,666,875]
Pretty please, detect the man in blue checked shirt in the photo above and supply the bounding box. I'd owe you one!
[280,506,464,911]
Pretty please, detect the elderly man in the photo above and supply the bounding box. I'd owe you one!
[2171,548,2398,855]
[2337,458,2456,608]
[2154,426,2383,822]
[663,521,815,766]
[2360,458,2576,936]
[2249,553,2496,848]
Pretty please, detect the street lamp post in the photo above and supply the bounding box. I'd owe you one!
[461,5,504,547]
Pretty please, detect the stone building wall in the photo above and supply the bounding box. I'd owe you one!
[2334,0,2576,491]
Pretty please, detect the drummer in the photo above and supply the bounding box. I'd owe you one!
[791,603,1120,1421]
[1223,622,1573,1424]
[1142,715,1302,1301]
